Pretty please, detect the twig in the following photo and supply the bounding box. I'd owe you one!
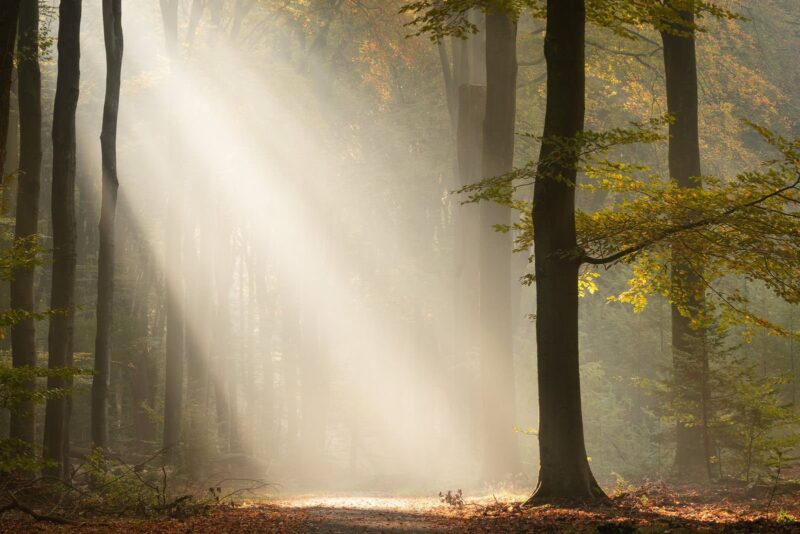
[2,491,78,525]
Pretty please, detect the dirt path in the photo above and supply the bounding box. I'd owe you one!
[273,496,462,533]
[3,489,800,533]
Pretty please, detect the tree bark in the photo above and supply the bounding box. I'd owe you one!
[660,4,711,482]
[455,83,484,464]
[43,0,82,480]
[526,0,606,504]
[91,0,123,451]
[160,0,184,465]
[0,0,20,175]
[479,7,519,480]
[9,0,41,452]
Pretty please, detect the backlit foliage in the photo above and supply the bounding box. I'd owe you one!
[461,119,800,337]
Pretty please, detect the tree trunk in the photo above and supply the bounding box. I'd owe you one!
[9,0,42,453]
[0,0,20,175]
[160,0,184,465]
[660,4,711,482]
[455,83,484,464]
[479,7,519,480]
[526,0,606,504]
[43,0,81,480]
[184,229,211,474]
[91,0,123,452]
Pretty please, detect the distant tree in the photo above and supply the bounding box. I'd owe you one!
[9,0,43,453]
[659,0,710,482]
[479,4,520,480]
[160,0,185,465]
[43,0,82,480]
[91,0,124,451]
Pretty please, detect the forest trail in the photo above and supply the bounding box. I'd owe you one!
[272,496,461,533]
[4,487,800,533]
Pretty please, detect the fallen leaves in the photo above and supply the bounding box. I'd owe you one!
[2,484,799,533]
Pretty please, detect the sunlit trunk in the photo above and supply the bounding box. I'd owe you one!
[185,229,211,473]
[660,4,711,482]
[9,0,41,454]
[527,0,606,504]
[160,0,184,465]
[91,0,123,451]
[43,0,82,480]
[479,7,520,480]
[254,254,274,457]
[455,83,484,466]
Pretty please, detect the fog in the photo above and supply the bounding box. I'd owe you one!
[61,0,531,492]
[8,0,797,505]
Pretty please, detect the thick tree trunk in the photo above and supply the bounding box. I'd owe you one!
[660,5,711,482]
[0,0,20,175]
[91,0,123,452]
[479,8,519,480]
[160,0,184,465]
[43,0,81,480]
[10,0,42,452]
[526,0,606,505]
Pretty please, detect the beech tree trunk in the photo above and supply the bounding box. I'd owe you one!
[43,0,82,480]
[10,0,42,451]
[526,0,606,504]
[160,0,184,464]
[91,0,123,451]
[479,7,519,480]
[455,83,484,462]
[660,4,711,482]
[0,0,20,174]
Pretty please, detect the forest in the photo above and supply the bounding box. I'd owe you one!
[0,0,799,532]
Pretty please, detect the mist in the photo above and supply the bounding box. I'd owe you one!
[2,0,800,530]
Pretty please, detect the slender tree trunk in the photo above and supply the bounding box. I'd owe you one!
[660,4,711,482]
[0,0,20,175]
[254,258,273,456]
[526,0,605,504]
[91,0,123,452]
[184,230,210,474]
[160,0,184,464]
[479,7,519,480]
[43,0,82,480]
[10,0,42,452]
[4,80,19,184]
[186,0,205,49]
[230,0,256,41]
[455,83,484,463]
[444,31,483,466]
[437,41,456,129]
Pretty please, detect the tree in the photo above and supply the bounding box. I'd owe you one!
[526,0,607,504]
[9,0,43,453]
[479,5,520,480]
[43,0,82,480]
[160,0,184,464]
[91,0,124,451]
[660,0,710,482]
[0,0,21,174]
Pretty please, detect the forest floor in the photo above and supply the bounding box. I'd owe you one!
[2,483,800,532]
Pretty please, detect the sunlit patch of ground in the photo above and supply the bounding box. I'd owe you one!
[268,491,530,510]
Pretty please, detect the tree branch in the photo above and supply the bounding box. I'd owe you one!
[582,174,800,265]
